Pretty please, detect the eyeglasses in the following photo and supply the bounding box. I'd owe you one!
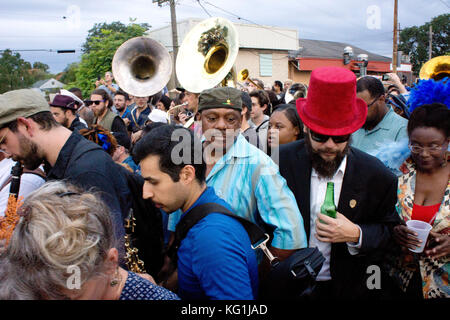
[366,94,384,108]
[0,128,9,145]
[409,143,447,154]
[309,129,350,144]
[84,100,104,106]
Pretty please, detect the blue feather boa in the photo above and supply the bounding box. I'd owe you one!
[408,78,450,112]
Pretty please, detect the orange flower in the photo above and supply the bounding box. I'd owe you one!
[0,195,23,245]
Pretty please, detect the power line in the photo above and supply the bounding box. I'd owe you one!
[438,0,450,8]
[201,0,300,42]
[196,0,212,17]
[200,1,395,45]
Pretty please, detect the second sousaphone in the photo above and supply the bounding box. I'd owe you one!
[176,17,239,93]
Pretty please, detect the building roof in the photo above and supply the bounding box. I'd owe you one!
[148,18,299,52]
[32,78,65,90]
[299,39,391,62]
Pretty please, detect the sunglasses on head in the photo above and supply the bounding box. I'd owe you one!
[309,129,350,144]
[84,100,104,106]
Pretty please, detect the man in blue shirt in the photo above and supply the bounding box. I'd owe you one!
[113,90,132,128]
[112,132,140,174]
[133,124,258,300]
[167,87,307,266]
[351,76,408,154]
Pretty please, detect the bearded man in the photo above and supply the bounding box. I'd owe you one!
[278,67,399,300]
[0,89,132,239]
[88,89,127,135]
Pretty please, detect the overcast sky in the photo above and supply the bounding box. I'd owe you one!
[0,0,448,73]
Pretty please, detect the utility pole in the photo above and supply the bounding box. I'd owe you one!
[170,0,180,86]
[392,0,398,74]
[428,25,433,60]
[154,0,179,87]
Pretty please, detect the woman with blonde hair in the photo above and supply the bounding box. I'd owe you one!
[0,181,179,300]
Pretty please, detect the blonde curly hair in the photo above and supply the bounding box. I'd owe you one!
[0,181,118,300]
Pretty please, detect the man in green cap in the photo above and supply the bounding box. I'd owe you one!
[0,89,130,239]
[167,87,307,270]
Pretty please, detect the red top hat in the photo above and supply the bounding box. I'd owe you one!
[296,67,367,136]
[49,95,77,110]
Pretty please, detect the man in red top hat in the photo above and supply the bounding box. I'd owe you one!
[278,66,400,300]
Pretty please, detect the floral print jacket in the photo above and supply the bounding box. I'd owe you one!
[395,158,449,298]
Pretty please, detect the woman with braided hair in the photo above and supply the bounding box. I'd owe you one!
[79,124,118,157]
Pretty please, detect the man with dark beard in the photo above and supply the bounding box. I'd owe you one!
[278,67,399,300]
[89,89,127,136]
[0,89,131,239]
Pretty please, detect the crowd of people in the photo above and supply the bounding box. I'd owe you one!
[0,64,448,301]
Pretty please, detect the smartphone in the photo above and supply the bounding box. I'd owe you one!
[382,74,389,81]
[97,76,101,81]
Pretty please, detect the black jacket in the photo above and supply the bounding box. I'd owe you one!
[47,132,131,238]
[278,139,399,299]
[69,115,87,133]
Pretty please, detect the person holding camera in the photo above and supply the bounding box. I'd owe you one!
[95,71,120,99]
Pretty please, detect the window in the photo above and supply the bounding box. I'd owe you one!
[259,53,272,77]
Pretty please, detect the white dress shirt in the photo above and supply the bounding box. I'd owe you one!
[309,156,362,281]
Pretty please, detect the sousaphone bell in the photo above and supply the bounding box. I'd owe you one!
[419,55,450,81]
[112,37,172,97]
[176,17,239,93]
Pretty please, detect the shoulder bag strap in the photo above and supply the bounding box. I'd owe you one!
[167,202,268,264]
[255,119,269,132]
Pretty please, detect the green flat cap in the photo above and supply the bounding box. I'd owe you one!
[198,87,242,112]
[0,89,50,128]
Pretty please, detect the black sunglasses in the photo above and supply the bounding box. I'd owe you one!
[84,99,104,106]
[309,129,350,144]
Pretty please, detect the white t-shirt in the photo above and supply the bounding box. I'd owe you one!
[0,158,45,216]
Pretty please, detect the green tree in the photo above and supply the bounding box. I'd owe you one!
[0,50,53,94]
[60,62,79,87]
[73,20,150,96]
[399,14,450,75]
[0,50,33,93]
[32,61,50,73]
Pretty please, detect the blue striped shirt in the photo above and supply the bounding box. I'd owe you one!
[168,134,307,250]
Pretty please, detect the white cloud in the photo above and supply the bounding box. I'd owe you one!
[0,0,447,73]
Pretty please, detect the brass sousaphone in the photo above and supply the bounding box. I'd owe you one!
[112,37,172,97]
[176,17,239,93]
[419,55,450,81]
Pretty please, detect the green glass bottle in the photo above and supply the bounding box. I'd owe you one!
[320,182,337,219]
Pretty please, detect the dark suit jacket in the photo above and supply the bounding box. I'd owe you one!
[278,140,399,299]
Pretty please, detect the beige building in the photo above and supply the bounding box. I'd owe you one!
[147,18,299,90]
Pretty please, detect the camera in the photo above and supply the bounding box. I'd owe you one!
[382,74,390,81]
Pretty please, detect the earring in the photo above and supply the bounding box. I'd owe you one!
[110,268,121,287]
[443,151,450,167]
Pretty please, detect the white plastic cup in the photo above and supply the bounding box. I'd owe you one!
[406,220,433,253]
